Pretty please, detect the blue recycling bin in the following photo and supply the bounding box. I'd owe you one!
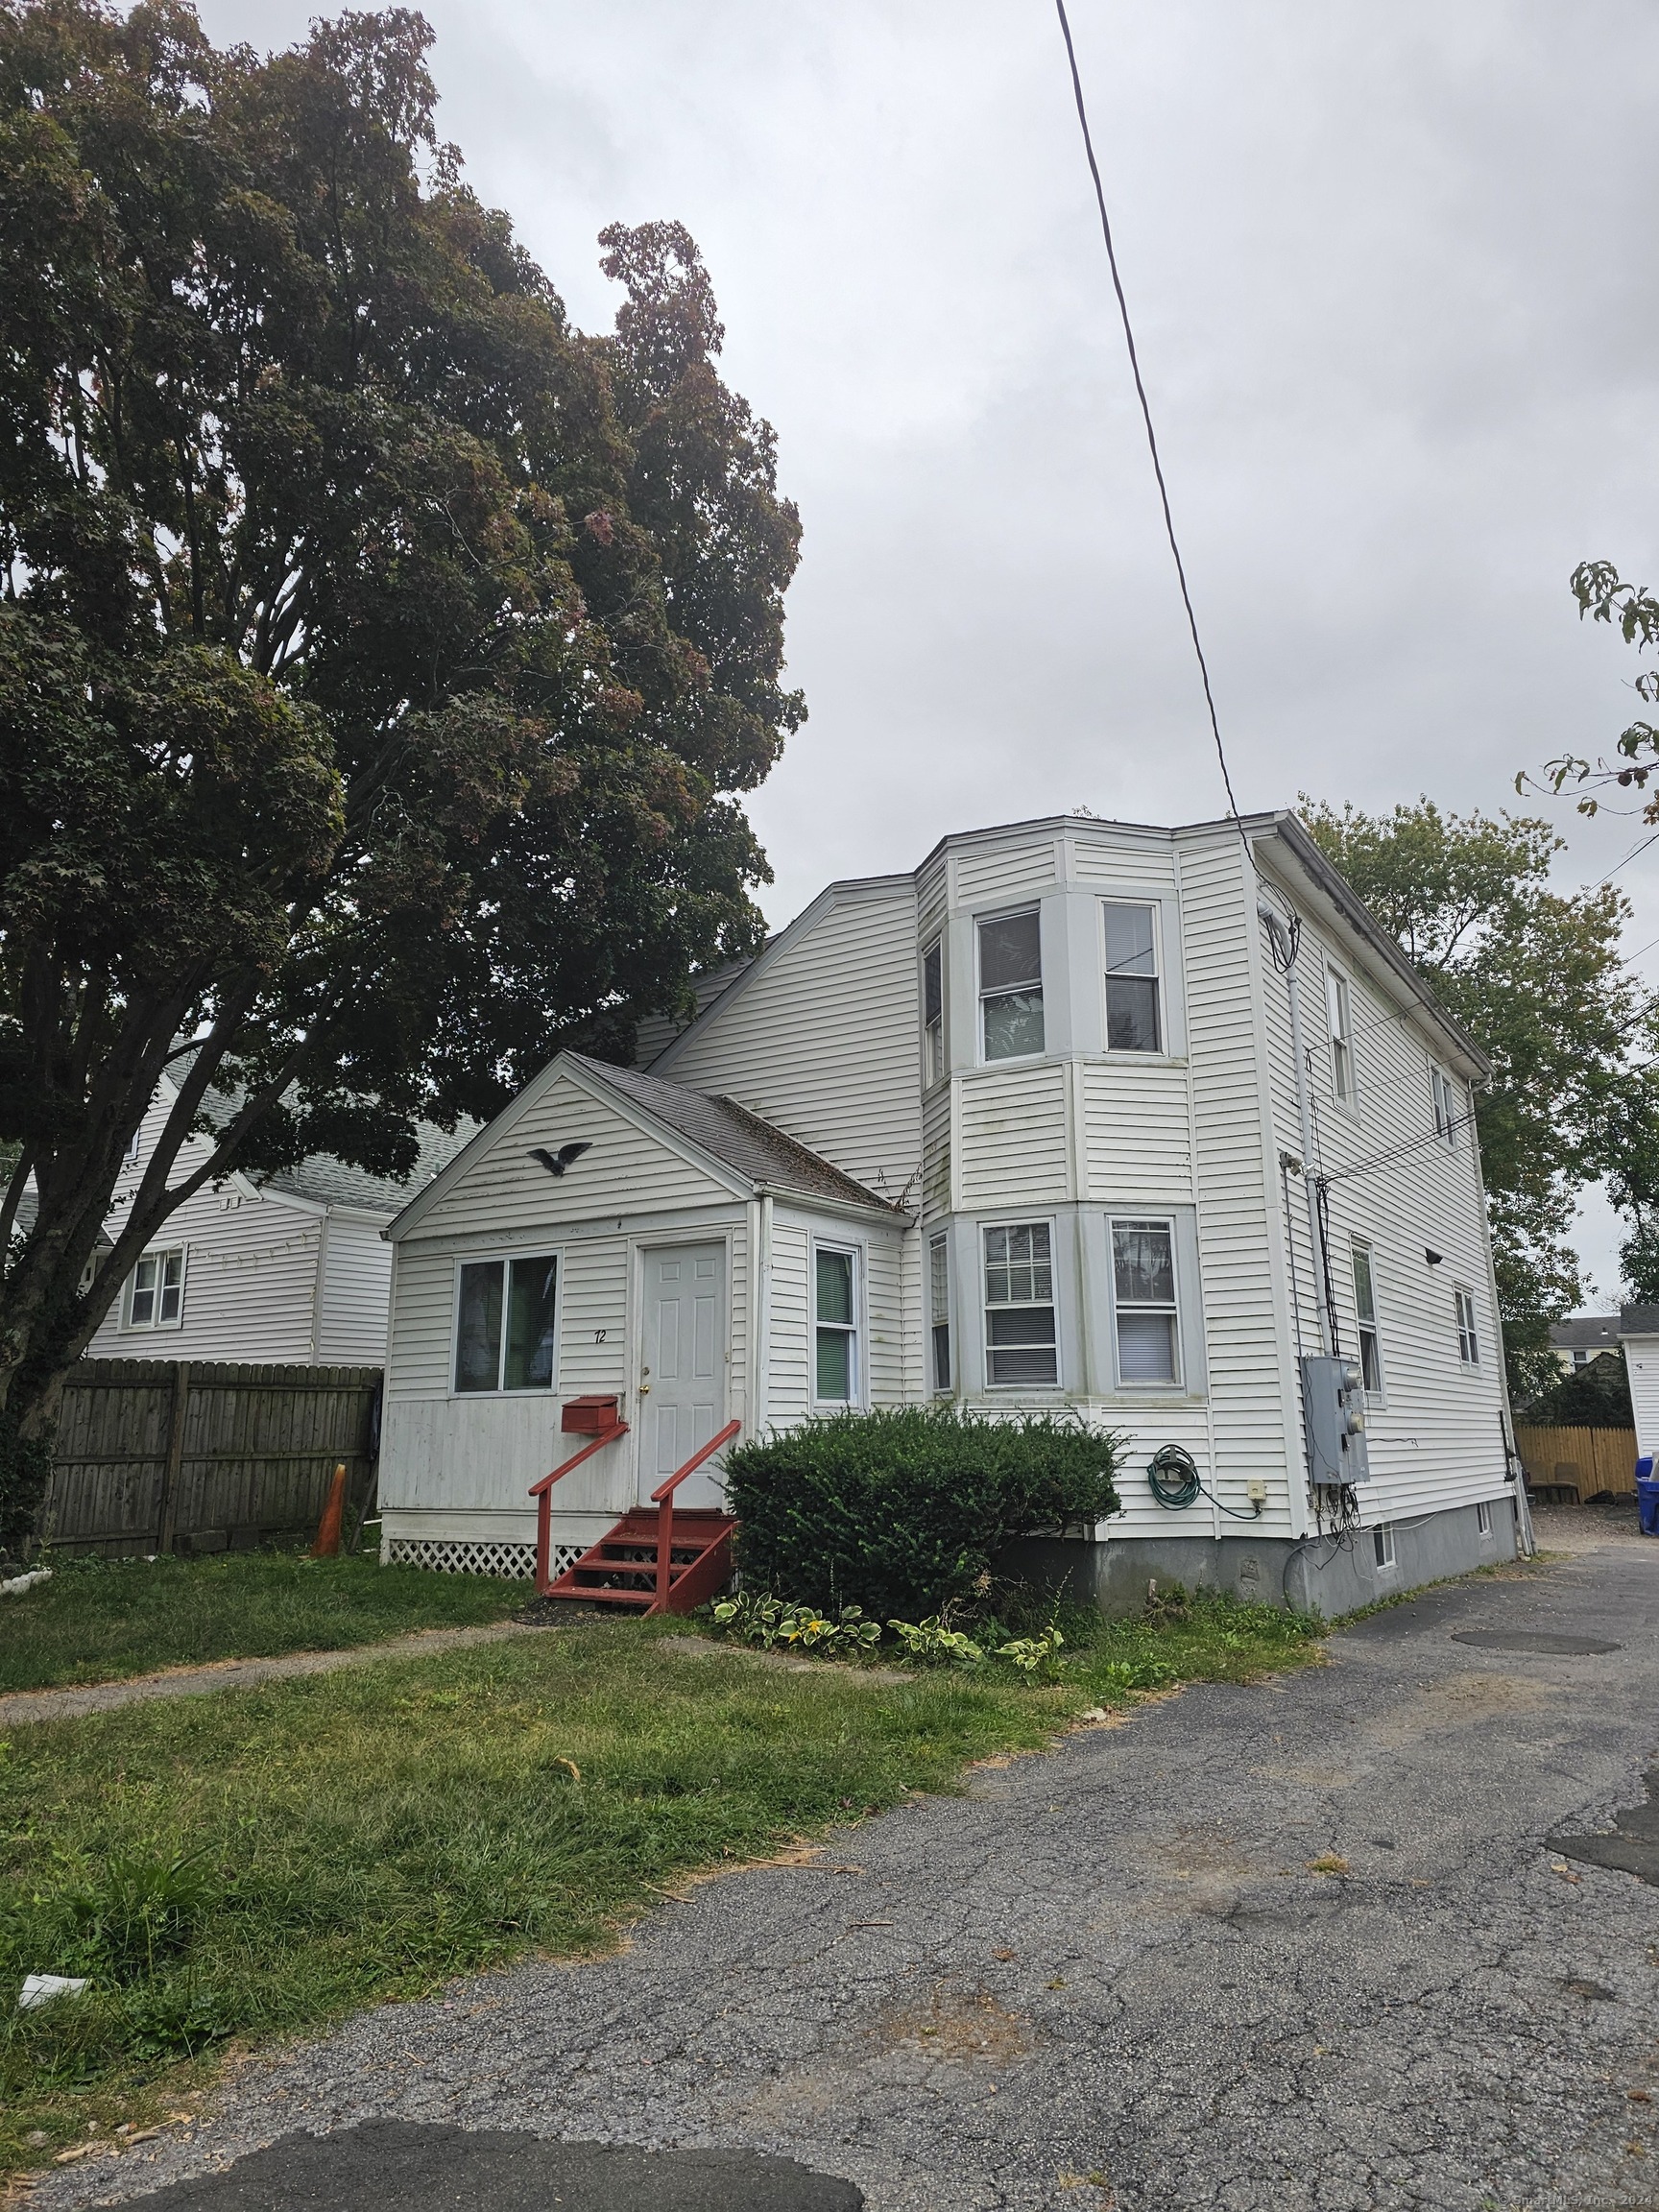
[1638,1455,1659,1537]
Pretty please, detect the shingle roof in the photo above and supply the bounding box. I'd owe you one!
[175,1050,474,1219]
[1621,1305,1659,1337]
[571,1055,902,1215]
[1550,1314,1623,1352]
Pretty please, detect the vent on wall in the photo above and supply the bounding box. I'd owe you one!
[385,1537,556,1580]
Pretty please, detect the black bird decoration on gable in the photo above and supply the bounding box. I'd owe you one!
[529,1142,592,1177]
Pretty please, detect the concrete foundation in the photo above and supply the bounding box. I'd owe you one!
[1002,1494,1521,1619]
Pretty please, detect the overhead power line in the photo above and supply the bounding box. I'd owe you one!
[1052,0,1245,839]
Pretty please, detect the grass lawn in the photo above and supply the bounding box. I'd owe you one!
[0,1591,1322,2177]
[0,1550,526,1695]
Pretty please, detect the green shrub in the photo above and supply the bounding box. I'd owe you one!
[724,1406,1121,1619]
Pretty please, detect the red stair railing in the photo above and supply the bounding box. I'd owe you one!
[651,1419,741,1609]
[529,1422,628,1594]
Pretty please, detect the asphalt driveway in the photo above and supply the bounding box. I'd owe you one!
[34,1521,1659,2212]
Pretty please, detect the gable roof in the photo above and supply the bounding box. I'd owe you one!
[571,1057,900,1214]
[1551,1314,1623,1354]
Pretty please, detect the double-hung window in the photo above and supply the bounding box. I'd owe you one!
[814,1245,858,1404]
[1327,970,1355,1105]
[923,941,945,1085]
[1431,1063,1461,1146]
[1111,1217,1180,1383]
[126,1248,184,1330]
[928,1232,951,1391]
[977,910,1045,1061]
[1352,1241,1382,1396]
[454,1254,559,1392]
[983,1223,1058,1385]
[1103,902,1161,1052]
[1455,1286,1479,1367]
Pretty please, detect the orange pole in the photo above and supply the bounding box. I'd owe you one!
[311,1462,348,1557]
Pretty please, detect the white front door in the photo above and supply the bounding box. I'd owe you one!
[640,1243,728,1508]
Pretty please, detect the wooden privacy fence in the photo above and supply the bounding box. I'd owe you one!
[1514,1424,1640,1500]
[40,1360,381,1557]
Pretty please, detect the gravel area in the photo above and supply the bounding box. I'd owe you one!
[0,1622,538,1729]
[29,1527,1659,2212]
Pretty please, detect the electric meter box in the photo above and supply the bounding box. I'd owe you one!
[1301,1355,1371,1485]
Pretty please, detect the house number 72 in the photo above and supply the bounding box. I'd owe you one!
[593,1330,606,1344]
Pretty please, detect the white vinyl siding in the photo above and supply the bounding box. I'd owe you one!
[652,878,922,1196]
[318,1215,394,1362]
[958,1062,1070,1207]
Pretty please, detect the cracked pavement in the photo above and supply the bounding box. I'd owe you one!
[34,1523,1659,2212]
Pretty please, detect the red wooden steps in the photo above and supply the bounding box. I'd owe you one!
[541,1507,737,1617]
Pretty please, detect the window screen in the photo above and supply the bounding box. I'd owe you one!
[929,1233,951,1391]
[815,1247,856,1402]
[983,1222,1058,1385]
[1104,903,1161,1053]
[1111,1219,1179,1383]
[455,1256,558,1392]
[1455,1286,1479,1366]
[978,911,1045,1061]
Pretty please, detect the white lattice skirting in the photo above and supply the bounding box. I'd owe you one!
[385,1536,579,1581]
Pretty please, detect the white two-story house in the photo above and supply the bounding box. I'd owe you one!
[378,809,1518,1612]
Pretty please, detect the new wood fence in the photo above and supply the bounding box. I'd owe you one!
[40,1359,381,1557]
[1514,1424,1640,1500]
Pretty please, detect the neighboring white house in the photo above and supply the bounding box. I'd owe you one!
[379,809,1520,1610]
[1619,1307,1659,1462]
[84,1068,469,1366]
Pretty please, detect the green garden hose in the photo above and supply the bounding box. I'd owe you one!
[1146,1443,1202,1509]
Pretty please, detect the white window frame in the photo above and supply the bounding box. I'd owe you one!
[976,906,1046,1066]
[811,1238,862,1409]
[922,940,945,1087]
[1455,1286,1479,1367]
[1327,967,1356,1108]
[1372,1522,1396,1571]
[450,1249,563,1397]
[1430,1062,1462,1148]
[1477,1498,1493,1538]
[928,1231,951,1394]
[1101,900,1164,1056]
[1107,1214,1183,1389]
[981,1218,1061,1390]
[123,1246,186,1333]
[1351,1238,1383,1404]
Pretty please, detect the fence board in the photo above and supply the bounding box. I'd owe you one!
[1514,1424,1640,1499]
[40,1360,381,1556]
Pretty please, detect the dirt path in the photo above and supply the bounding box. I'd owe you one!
[0,1621,540,1729]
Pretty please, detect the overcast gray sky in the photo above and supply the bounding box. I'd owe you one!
[204,0,1659,1295]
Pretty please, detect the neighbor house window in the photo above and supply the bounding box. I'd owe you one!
[1431,1063,1461,1146]
[977,910,1045,1061]
[1373,1523,1396,1570]
[454,1255,559,1392]
[814,1245,858,1404]
[1103,902,1161,1052]
[983,1222,1058,1385]
[1455,1286,1479,1367]
[126,1247,184,1330]
[1352,1241,1382,1396]
[929,1232,951,1391]
[923,941,945,1085]
[1111,1217,1180,1383]
[1327,969,1355,1104]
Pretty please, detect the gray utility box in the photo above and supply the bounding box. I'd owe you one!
[1301,1355,1371,1485]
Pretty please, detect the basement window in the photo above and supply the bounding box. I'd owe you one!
[1372,1523,1396,1570]
[454,1255,559,1393]
[125,1247,184,1331]
[1477,1499,1493,1538]
[983,1222,1058,1386]
[978,910,1045,1062]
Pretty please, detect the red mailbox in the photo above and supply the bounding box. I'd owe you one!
[561,1394,622,1435]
